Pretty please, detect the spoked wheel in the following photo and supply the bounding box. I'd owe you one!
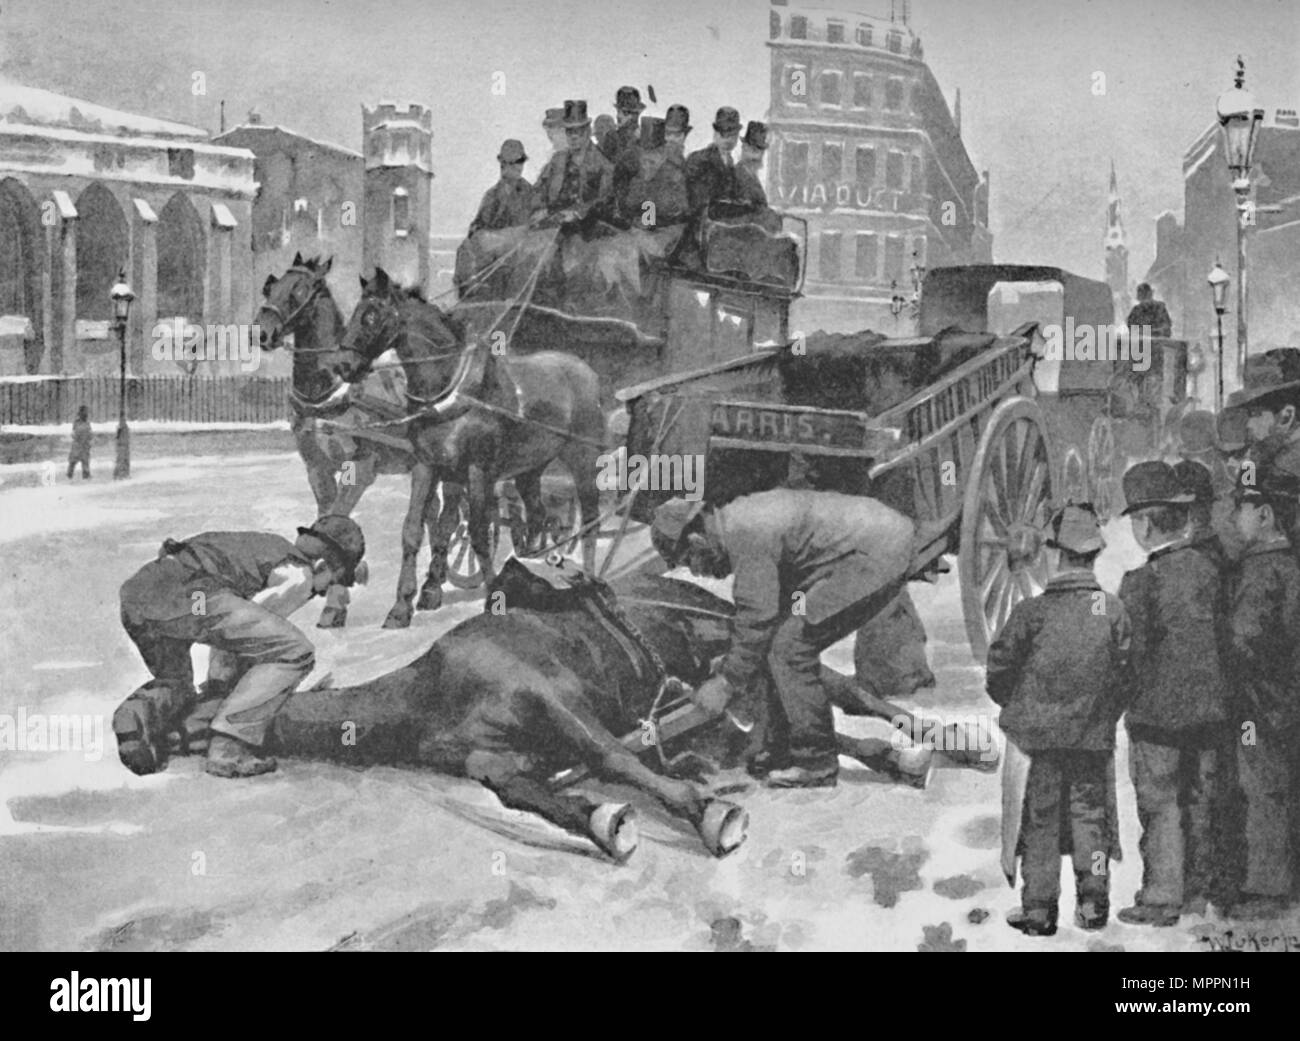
[445,498,507,589]
[528,475,583,562]
[959,397,1055,661]
[1087,415,1118,521]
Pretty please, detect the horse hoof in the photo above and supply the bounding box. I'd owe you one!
[382,609,412,629]
[317,608,347,629]
[589,802,638,862]
[415,586,443,612]
[697,799,748,858]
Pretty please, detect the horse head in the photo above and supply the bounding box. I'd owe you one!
[259,252,335,350]
[337,268,470,409]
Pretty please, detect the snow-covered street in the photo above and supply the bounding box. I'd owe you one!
[0,443,1285,951]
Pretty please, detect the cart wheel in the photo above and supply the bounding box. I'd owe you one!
[1087,415,1118,521]
[529,476,582,561]
[958,396,1055,661]
[446,500,505,589]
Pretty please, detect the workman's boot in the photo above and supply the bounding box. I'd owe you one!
[113,683,175,776]
[885,745,934,789]
[1006,906,1058,937]
[205,734,277,778]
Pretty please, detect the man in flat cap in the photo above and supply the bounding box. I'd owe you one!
[1225,464,1300,917]
[468,139,535,237]
[650,489,915,788]
[533,99,614,227]
[599,85,646,164]
[987,503,1131,936]
[1117,461,1233,925]
[685,106,742,217]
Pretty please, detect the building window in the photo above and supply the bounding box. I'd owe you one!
[855,233,878,280]
[821,142,842,179]
[886,151,904,189]
[853,74,872,109]
[910,155,924,193]
[887,30,903,54]
[819,71,842,107]
[167,148,195,180]
[392,187,410,235]
[885,236,905,282]
[783,141,809,184]
[790,15,807,39]
[857,24,873,47]
[369,135,383,157]
[787,64,809,103]
[770,9,781,39]
[885,78,905,111]
[827,21,845,44]
[820,231,842,281]
[855,146,876,192]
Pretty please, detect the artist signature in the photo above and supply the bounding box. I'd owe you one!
[1196,928,1300,952]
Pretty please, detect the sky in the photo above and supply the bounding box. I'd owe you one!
[2,0,1297,282]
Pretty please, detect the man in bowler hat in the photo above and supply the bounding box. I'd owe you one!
[599,85,646,164]
[685,106,742,217]
[468,139,534,236]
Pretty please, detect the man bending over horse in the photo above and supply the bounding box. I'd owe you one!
[651,490,917,788]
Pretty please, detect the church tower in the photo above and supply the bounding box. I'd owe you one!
[362,102,433,292]
[1104,161,1130,321]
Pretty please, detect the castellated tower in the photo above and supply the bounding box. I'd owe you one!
[362,102,433,292]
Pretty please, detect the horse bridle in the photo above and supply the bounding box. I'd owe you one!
[260,268,335,354]
[338,293,466,387]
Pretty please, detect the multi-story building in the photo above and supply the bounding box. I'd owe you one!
[766,1,992,336]
[1143,106,1300,398]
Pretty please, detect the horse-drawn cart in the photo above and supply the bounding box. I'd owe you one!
[614,322,1056,660]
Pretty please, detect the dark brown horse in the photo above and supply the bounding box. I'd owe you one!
[258,255,453,627]
[334,268,606,628]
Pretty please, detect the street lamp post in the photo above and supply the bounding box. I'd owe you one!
[1216,56,1265,391]
[1207,258,1230,411]
[111,270,135,479]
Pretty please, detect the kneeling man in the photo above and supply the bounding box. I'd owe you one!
[114,516,366,778]
[651,490,915,788]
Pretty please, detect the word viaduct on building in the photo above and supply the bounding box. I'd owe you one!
[766,1,992,335]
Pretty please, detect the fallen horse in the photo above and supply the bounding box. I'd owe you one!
[119,561,996,861]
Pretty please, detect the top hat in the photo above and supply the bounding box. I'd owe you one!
[665,104,692,135]
[1046,502,1105,554]
[1172,459,1215,504]
[1224,348,1300,412]
[542,107,565,129]
[562,99,592,129]
[742,120,769,150]
[651,498,707,564]
[638,116,666,151]
[497,139,527,164]
[615,86,646,114]
[298,515,366,586]
[712,106,742,134]
[1121,460,1195,515]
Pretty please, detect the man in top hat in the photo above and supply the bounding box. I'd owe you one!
[1116,461,1233,925]
[1126,283,1173,339]
[543,106,569,159]
[649,489,916,788]
[732,120,771,212]
[615,116,690,229]
[533,99,614,226]
[986,503,1131,935]
[468,139,535,237]
[599,85,646,164]
[1229,348,1300,478]
[685,106,742,217]
[1225,463,1300,917]
[113,516,367,779]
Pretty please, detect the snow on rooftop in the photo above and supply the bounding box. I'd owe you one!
[0,79,208,141]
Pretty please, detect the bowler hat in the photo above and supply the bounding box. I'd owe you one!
[665,104,692,135]
[298,515,366,586]
[615,86,646,114]
[497,139,527,164]
[563,99,592,129]
[1120,460,1194,515]
[1046,502,1105,554]
[543,107,565,129]
[651,498,707,564]
[638,116,666,150]
[713,106,742,134]
[1224,348,1300,412]
[742,120,769,150]
[1172,459,1215,504]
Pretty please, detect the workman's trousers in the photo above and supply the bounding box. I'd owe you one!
[1237,725,1298,900]
[121,590,315,747]
[1018,750,1112,913]
[765,556,911,769]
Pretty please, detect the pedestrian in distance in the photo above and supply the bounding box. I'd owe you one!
[67,405,92,480]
